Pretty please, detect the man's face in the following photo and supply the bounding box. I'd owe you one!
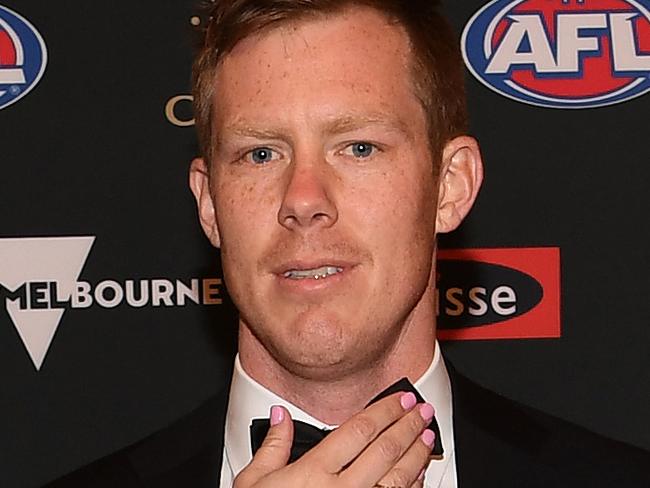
[199,8,442,378]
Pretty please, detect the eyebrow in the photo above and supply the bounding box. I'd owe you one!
[224,126,286,140]
[222,113,411,141]
[323,114,411,137]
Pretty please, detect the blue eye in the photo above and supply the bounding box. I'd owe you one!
[350,142,375,158]
[249,147,275,164]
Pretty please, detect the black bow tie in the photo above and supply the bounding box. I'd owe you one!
[250,378,443,463]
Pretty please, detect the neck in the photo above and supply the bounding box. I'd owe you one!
[238,279,437,425]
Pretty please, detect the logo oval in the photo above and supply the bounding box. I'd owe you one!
[0,4,47,110]
[437,260,544,329]
[462,0,650,109]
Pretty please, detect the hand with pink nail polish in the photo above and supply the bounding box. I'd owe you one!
[233,392,432,488]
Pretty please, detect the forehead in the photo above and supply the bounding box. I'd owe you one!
[212,6,424,132]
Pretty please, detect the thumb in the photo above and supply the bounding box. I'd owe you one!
[235,406,294,486]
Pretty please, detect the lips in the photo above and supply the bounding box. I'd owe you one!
[283,265,344,280]
[272,259,357,281]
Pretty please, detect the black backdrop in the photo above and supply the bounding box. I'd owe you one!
[1,1,648,487]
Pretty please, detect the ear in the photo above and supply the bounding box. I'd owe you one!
[189,157,221,248]
[435,136,484,234]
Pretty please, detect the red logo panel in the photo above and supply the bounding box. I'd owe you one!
[437,247,561,340]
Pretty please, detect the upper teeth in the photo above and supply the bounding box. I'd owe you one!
[284,266,343,280]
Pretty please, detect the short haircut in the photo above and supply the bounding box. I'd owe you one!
[192,0,468,163]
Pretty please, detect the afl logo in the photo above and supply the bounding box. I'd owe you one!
[462,0,650,109]
[0,5,47,110]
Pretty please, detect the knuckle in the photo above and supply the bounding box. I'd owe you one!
[350,414,377,441]
[377,436,403,463]
[262,433,284,449]
[408,412,426,434]
[383,467,410,487]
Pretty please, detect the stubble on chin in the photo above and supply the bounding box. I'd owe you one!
[240,304,401,384]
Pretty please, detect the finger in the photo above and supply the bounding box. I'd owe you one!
[409,476,425,488]
[234,406,294,486]
[340,403,434,487]
[301,391,418,473]
[376,429,433,488]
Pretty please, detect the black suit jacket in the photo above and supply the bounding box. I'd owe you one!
[46,364,650,487]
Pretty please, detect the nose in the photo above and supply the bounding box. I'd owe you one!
[277,161,338,230]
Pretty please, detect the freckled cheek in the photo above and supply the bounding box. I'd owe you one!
[216,182,279,246]
[353,184,432,259]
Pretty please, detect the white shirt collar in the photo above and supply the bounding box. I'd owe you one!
[222,341,456,487]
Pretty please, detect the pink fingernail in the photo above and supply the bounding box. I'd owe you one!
[418,468,426,481]
[270,405,284,426]
[419,403,434,422]
[421,429,435,447]
[400,392,417,410]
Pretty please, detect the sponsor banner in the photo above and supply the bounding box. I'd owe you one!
[437,247,561,340]
[462,0,650,109]
[0,4,47,110]
[0,237,223,370]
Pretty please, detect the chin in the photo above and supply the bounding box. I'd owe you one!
[267,314,387,380]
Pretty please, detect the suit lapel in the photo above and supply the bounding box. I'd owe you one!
[447,362,548,488]
[126,385,230,488]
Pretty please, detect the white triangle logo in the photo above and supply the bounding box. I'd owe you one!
[0,236,95,370]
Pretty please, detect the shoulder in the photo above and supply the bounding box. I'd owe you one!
[44,391,229,488]
[448,363,650,487]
